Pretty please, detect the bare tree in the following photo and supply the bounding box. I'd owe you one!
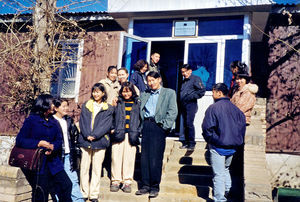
[0,0,104,131]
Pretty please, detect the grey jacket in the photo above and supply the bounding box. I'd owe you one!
[140,87,178,131]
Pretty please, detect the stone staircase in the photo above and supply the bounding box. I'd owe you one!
[99,140,223,202]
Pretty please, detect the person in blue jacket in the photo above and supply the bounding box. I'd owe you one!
[202,83,246,202]
[180,64,206,150]
[16,94,72,202]
[78,83,114,202]
[130,59,149,93]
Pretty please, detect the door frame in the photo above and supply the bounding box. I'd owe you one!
[117,32,152,69]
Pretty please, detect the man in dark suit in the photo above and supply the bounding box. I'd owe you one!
[180,64,205,151]
[135,71,178,198]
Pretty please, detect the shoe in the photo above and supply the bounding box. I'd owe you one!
[90,199,98,202]
[149,190,159,198]
[179,144,188,149]
[110,183,120,192]
[187,145,195,151]
[135,188,149,195]
[83,198,88,202]
[122,184,132,193]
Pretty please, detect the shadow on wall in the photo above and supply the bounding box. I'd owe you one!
[265,26,300,153]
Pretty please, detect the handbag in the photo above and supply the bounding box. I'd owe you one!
[8,146,44,171]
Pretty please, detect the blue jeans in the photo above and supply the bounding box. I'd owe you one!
[210,148,233,202]
[64,154,84,202]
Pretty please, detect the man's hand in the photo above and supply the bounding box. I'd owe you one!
[87,136,95,141]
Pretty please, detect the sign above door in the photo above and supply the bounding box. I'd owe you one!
[173,20,198,37]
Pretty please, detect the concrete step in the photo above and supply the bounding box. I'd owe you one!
[167,154,210,166]
[99,186,148,202]
[163,172,213,187]
[159,182,213,198]
[150,193,212,202]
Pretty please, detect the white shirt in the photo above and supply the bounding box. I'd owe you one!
[54,115,70,154]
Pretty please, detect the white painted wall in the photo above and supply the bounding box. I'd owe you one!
[108,0,274,12]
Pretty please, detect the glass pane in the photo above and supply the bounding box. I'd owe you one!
[188,43,217,91]
[60,63,77,97]
[122,36,147,74]
[61,43,79,62]
[60,81,76,97]
[50,67,59,96]
[133,18,183,37]
[223,39,242,88]
[197,16,244,36]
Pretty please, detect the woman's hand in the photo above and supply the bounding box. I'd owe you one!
[38,141,54,155]
[38,140,51,148]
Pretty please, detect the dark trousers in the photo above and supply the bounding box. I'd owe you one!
[23,167,72,202]
[182,102,198,147]
[140,119,166,192]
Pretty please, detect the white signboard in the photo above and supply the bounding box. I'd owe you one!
[173,20,197,37]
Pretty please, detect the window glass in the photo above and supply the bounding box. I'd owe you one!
[197,16,244,36]
[188,43,217,91]
[223,39,242,88]
[51,41,82,98]
[133,18,183,37]
[122,36,147,74]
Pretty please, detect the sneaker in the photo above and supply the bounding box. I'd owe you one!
[135,188,149,195]
[179,144,188,149]
[122,184,131,193]
[90,199,98,202]
[149,190,159,198]
[110,183,120,192]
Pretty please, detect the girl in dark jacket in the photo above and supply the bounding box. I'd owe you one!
[130,59,149,92]
[16,94,72,202]
[110,82,141,193]
[78,83,114,202]
[53,98,84,202]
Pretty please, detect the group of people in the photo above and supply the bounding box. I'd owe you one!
[15,56,258,202]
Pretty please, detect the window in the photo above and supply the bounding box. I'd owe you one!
[50,39,84,102]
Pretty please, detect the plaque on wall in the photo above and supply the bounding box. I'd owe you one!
[173,20,198,37]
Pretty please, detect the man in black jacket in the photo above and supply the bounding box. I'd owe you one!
[202,83,246,202]
[180,64,205,150]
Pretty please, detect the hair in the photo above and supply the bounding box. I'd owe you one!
[118,67,128,74]
[181,64,192,70]
[107,65,117,73]
[212,83,229,96]
[53,98,69,108]
[230,61,249,73]
[146,71,161,79]
[90,83,107,102]
[151,52,160,56]
[119,82,138,100]
[31,94,54,116]
[236,74,251,84]
[134,59,148,71]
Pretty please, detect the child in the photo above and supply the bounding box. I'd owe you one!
[110,82,141,193]
[53,98,84,202]
[78,83,114,202]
